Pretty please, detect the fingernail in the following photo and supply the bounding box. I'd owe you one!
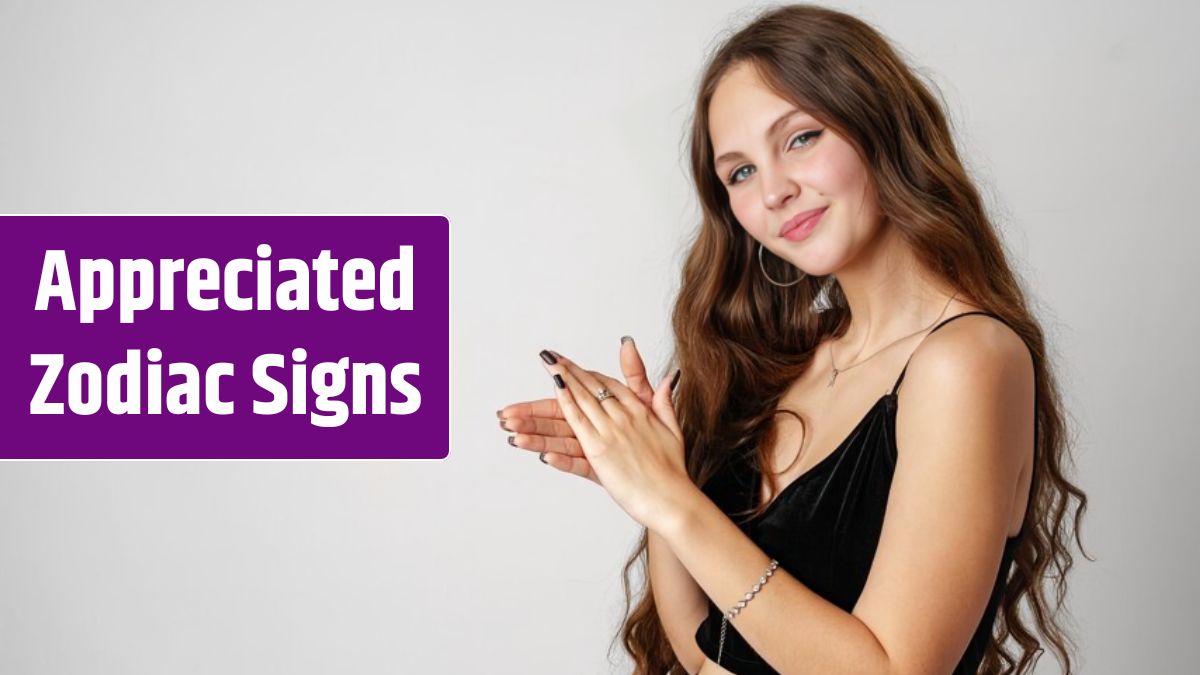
[507,436,518,447]
[621,335,634,346]
[670,368,681,391]
[539,452,549,464]
[553,374,566,389]
[539,349,558,365]
[496,409,504,419]
[499,419,509,431]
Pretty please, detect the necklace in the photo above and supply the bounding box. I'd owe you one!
[827,292,959,388]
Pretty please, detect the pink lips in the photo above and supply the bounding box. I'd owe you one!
[780,207,827,242]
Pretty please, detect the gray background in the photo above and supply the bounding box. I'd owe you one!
[1,0,1195,673]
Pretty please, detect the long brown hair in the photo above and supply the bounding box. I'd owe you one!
[609,4,1091,674]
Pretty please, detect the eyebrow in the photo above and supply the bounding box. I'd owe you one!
[713,109,810,168]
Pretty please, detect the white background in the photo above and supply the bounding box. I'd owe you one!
[1,0,1196,673]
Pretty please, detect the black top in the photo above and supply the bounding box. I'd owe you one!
[693,311,1033,674]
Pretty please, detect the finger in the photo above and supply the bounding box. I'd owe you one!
[552,352,643,416]
[652,367,684,441]
[591,368,680,442]
[506,428,586,457]
[500,415,574,441]
[591,370,657,418]
[540,451,601,485]
[619,336,654,406]
[498,397,565,421]
[541,351,600,440]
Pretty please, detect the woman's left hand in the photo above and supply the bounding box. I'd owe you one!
[538,347,697,533]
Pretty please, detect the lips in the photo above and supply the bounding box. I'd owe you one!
[779,207,828,238]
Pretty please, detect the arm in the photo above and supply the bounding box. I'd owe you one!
[657,320,1034,675]
[618,342,708,672]
[648,529,709,674]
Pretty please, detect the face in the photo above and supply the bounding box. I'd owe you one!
[708,61,880,276]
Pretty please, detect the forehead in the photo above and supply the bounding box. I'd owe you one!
[709,63,812,152]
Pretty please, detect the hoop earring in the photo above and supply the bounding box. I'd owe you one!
[811,276,835,313]
[757,243,806,287]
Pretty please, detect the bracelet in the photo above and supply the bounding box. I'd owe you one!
[717,558,779,666]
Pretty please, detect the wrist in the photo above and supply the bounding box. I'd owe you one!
[652,480,708,543]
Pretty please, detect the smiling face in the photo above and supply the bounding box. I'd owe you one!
[708,61,882,276]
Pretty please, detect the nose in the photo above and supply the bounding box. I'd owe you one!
[760,164,799,210]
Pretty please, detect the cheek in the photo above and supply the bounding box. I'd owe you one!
[807,144,866,195]
[728,190,766,238]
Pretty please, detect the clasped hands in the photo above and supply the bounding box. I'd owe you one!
[497,337,698,533]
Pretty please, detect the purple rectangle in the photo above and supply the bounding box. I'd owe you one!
[0,215,449,459]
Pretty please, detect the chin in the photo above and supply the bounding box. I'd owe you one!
[789,249,840,278]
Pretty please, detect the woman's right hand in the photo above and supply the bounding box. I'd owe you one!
[497,337,667,485]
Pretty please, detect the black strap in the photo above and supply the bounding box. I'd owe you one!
[889,311,1003,396]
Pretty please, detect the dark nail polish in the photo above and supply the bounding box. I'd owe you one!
[496,409,504,419]
[539,350,558,365]
[507,436,517,447]
[539,452,549,464]
[621,335,634,345]
[499,419,509,431]
[553,374,566,389]
[670,368,681,392]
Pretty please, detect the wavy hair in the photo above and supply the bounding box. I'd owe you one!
[609,4,1091,674]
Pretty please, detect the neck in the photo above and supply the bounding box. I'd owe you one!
[829,221,963,358]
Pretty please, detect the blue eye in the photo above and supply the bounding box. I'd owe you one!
[790,129,822,149]
[725,129,823,186]
[730,165,754,185]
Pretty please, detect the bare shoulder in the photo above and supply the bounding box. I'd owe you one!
[896,311,1036,475]
[908,311,1033,383]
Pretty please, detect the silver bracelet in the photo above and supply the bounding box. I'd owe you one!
[717,558,779,666]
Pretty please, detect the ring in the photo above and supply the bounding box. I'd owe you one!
[595,388,615,402]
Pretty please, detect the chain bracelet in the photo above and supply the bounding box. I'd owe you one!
[716,558,780,666]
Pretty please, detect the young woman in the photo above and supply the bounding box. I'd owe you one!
[498,5,1089,674]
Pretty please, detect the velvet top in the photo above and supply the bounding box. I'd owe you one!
[692,311,1030,674]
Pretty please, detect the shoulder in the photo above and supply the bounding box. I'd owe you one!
[905,312,1033,393]
[894,311,1035,475]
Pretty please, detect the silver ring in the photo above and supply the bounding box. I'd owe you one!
[595,388,615,402]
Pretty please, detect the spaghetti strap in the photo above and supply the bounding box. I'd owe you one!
[889,311,1005,396]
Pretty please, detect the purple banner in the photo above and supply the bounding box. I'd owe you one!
[0,215,449,459]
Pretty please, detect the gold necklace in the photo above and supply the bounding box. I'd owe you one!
[827,292,958,388]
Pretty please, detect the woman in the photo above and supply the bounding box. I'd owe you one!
[498,4,1089,674]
